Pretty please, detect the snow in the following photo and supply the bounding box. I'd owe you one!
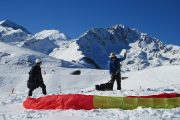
[20,30,70,55]
[0,26,29,43]
[51,25,180,71]
[0,20,31,44]
[32,30,69,41]
[0,20,70,55]
[0,20,31,34]
[50,41,84,63]
[0,54,180,120]
[1,65,180,119]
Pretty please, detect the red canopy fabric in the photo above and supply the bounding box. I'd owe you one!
[23,94,94,110]
[128,93,180,98]
[23,93,180,110]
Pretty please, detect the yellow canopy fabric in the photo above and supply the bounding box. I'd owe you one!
[93,96,180,109]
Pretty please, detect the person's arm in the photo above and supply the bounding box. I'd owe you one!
[40,68,43,81]
[36,66,43,82]
[118,51,127,62]
[40,74,43,81]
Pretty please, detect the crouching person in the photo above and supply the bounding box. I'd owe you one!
[27,59,47,96]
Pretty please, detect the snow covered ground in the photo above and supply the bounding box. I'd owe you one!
[0,63,180,120]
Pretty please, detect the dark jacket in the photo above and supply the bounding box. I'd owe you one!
[108,56,126,75]
[28,64,44,89]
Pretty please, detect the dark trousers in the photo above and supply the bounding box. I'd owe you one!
[28,83,47,96]
[109,73,121,90]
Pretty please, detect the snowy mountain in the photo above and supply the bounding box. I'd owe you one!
[51,25,180,71]
[0,41,84,68]
[0,20,31,43]
[0,20,70,55]
[20,30,70,55]
[0,20,179,71]
[0,20,30,34]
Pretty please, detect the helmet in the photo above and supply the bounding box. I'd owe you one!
[109,52,116,58]
[35,59,42,64]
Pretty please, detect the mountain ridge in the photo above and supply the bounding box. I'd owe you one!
[51,24,180,71]
[0,20,179,71]
[0,20,31,34]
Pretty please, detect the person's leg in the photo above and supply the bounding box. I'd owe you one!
[28,89,34,96]
[40,83,47,95]
[42,87,47,95]
[116,73,121,90]
[109,74,115,83]
[108,74,116,90]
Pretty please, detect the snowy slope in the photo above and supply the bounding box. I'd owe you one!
[0,41,84,68]
[0,20,30,43]
[20,30,70,55]
[0,62,180,120]
[51,25,180,71]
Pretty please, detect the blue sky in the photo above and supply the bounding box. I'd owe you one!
[0,0,179,45]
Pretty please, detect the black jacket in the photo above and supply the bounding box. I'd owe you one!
[28,64,44,89]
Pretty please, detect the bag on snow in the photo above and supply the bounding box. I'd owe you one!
[95,82,113,91]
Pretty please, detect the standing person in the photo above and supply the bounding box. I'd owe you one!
[108,51,127,90]
[27,59,47,96]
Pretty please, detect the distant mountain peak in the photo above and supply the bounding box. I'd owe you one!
[112,24,126,29]
[33,29,69,40]
[0,20,31,34]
